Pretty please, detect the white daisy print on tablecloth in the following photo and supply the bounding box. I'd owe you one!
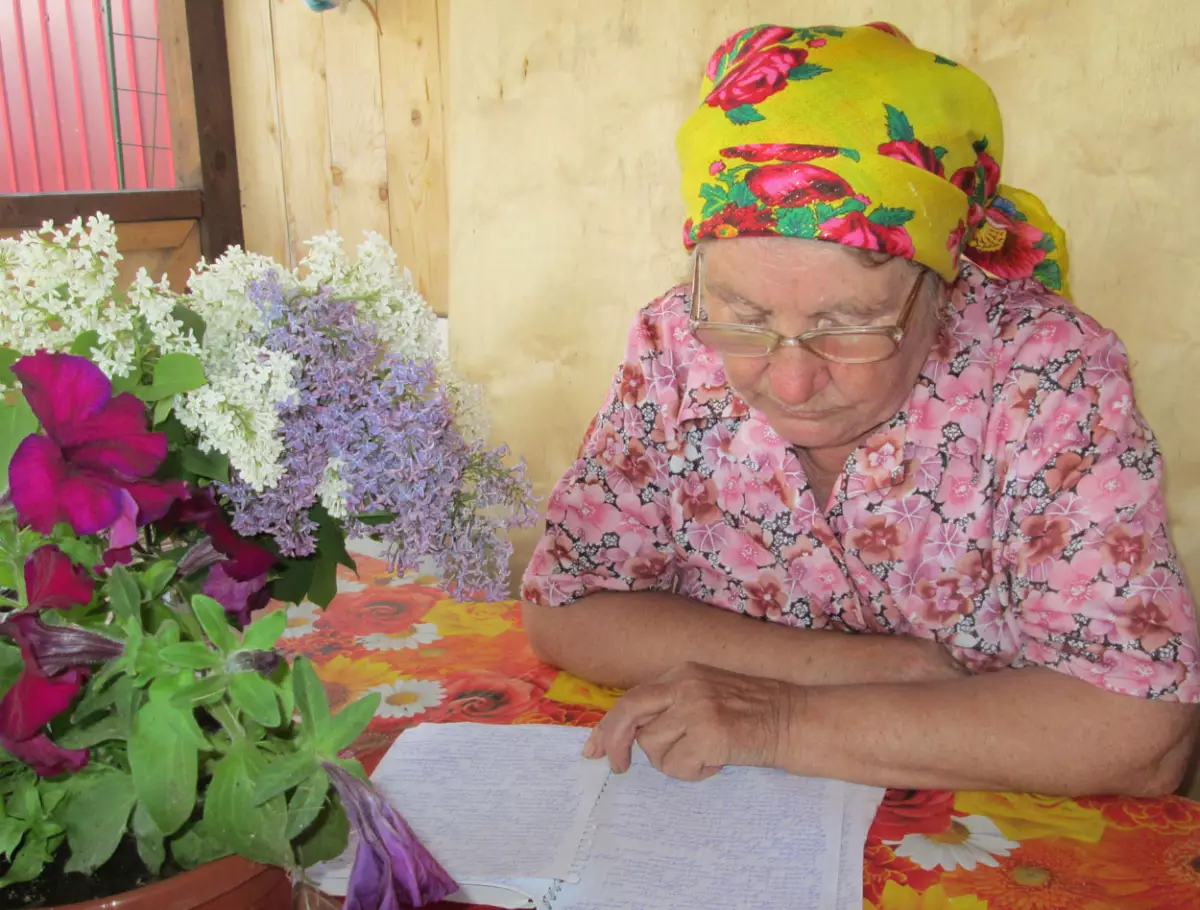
[358,622,441,652]
[893,814,1018,871]
[369,679,446,719]
[280,601,322,639]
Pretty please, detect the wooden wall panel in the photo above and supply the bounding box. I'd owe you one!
[224,0,449,314]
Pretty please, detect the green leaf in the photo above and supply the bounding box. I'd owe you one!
[1032,259,1063,291]
[0,395,38,495]
[153,395,174,425]
[69,330,100,357]
[0,347,19,387]
[140,559,179,600]
[135,352,206,402]
[160,641,222,671]
[292,658,331,742]
[352,511,395,527]
[229,672,282,728]
[180,446,230,482]
[0,813,27,859]
[933,145,948,160]
[1033,233,1057,253]
[837,147,861,162]
[271,557,315,605]
[832,197,867,215]
[884,103,915,142]
[171,303,207,344]
[242,610,287,652]
[787,62,830,80]
[725,104,765,125]
[132,803,166,875]
[868,206,915,227]
[147,673,213,750]
[110,370,141,394]
[128,699,197,836]
[295,797,349,867]
[56,713,127,749]
[169,674,228,708]
[699,182,730,219]
[191,594,238,653]
[933,54,959,66]
[170,819,230,870]
[0,829,60,889]
[203,745,290,865]
[286,768,330,839]
[253,751,319,806]
[727,180,757,209]
[108,564,143,625]
[776,206,819,239]
[323,692,380,755]
[61,769,137,873]
[307,504,355,609]
[0,642,23,695]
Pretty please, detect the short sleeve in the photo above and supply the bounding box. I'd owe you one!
[520,302,682,607]
[1003,328,1200,701]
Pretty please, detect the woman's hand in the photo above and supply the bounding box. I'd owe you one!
[583,662,800,781]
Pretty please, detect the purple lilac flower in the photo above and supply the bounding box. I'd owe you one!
[222,274,535,600]
[324,762,456,909]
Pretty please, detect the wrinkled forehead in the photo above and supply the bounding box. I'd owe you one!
[698,237,915,316]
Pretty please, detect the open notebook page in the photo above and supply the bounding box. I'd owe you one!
[549,748,852,910]
[836,784,886,909]
[307,723,609,898]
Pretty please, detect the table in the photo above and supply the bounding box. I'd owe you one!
[281,553,1200,909]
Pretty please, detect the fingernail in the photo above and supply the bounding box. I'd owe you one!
[583,738,597,758]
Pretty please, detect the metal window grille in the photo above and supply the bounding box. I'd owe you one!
[0,0,176,193]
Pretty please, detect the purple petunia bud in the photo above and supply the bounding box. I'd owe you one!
[323,762,457,908]
[0,614,124,676]
[225,649,282,676]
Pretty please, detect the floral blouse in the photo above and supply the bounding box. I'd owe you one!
[521,264,1200,702]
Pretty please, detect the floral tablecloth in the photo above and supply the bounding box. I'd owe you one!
[281,554,1200,909]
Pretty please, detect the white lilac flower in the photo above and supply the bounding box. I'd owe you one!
[367,679,445,718]
[893,815,1018,871]
[357,623,441,652]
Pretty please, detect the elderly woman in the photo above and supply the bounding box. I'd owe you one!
[520,23,1198,796]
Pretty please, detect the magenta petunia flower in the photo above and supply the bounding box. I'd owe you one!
[324,762,457,909]
[25,544,96,610]
[8,352,185,535]
[0,545,118,776]
[0,667,89,776]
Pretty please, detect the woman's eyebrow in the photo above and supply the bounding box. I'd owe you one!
[711,280,892,319]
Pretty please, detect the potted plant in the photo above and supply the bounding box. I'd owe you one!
[0,217,536,908]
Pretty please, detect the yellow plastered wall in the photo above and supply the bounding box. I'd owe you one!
[446,0,1200,604]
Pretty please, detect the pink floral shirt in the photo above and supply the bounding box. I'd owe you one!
[522,264,1200,702]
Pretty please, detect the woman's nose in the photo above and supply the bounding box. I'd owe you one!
[766,344,830,407]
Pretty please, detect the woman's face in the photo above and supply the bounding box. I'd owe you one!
[699,236,941,453]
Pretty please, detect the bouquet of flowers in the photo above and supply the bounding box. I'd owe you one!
[0,215,535,906]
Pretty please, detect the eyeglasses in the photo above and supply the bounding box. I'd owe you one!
[688,247,926,364]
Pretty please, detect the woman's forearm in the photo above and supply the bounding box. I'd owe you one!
[780,667,1198,796]
[522,592,963,689]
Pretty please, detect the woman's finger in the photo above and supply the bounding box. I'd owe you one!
[589,683,675,772]
[633,714,686,773]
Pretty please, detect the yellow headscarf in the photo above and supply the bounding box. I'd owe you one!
[676,22,1070,296]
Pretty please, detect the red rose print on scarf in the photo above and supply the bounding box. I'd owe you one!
[964,196,1062,289]
[870,789,958,842]
[876,104,947,177]
[704,26,832,124]
[818,207,915,258]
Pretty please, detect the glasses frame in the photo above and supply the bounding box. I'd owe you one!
[688,246,927,364]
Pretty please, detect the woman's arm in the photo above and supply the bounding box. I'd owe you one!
[586,662,1198,796]
[524,591,965,689]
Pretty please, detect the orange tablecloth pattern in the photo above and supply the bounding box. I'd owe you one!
[281,555,1200,909]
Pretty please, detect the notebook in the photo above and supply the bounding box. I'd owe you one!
[308,723,884,910]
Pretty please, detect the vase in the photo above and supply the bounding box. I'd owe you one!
[46,855,292,910]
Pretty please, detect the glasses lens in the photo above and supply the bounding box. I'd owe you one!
[804,332,896,363]
[693,325,775,357]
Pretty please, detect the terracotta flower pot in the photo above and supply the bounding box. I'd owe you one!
[47,855,293,910]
